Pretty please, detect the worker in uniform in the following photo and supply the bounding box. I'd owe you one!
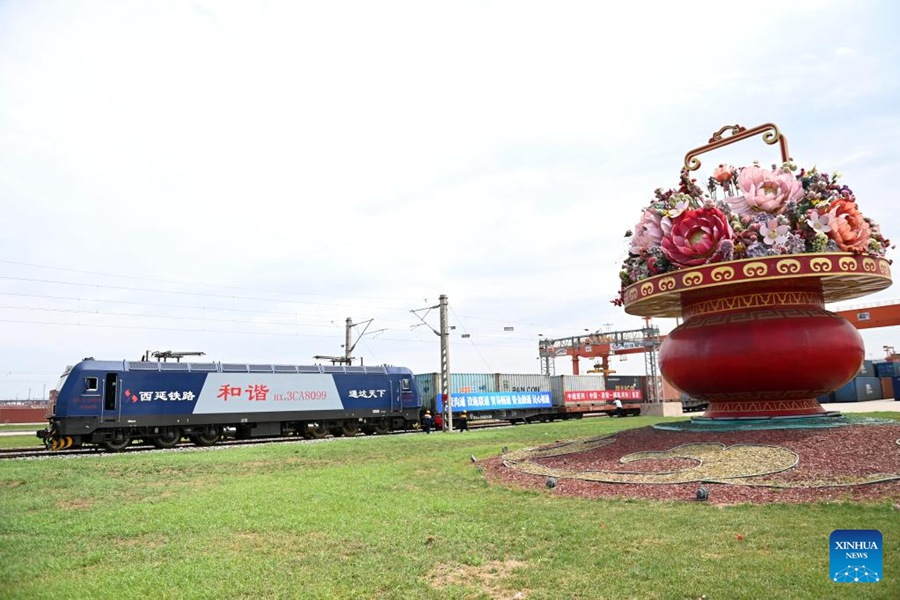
[422,410,434,434]
[613,396,624,418]
[457,411,469,432]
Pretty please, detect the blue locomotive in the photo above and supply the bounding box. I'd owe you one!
[37,358,422,451]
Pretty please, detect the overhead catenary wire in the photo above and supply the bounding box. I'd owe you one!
[1,261,599,334]
[0,261,620,392]
[449,305,493,372]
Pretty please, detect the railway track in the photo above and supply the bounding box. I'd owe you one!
[0,420,517,460]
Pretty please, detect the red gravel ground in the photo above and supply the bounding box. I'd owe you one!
[482,424,900,505]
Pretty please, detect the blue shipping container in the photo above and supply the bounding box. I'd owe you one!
[816,392,835,404]
[875,361,900,377]
[857,360,875,377]
[833,377,882,402]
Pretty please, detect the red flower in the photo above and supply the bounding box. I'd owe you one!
[660,207,733,268]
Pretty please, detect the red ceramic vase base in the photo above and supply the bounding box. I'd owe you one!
[700,399,827,420]
[659,281,865,420]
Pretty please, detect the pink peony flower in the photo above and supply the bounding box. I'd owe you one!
[828,198,870,252]
[629,209,664,254]
[660,207,733,267]
[735,165,804,214]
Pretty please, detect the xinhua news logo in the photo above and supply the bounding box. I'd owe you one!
[830,529,882,583]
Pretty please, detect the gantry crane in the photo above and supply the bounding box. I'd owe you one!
[832,302,900,330]
[538,319,663,402]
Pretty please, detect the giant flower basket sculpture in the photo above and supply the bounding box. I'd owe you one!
[619,124,892,419]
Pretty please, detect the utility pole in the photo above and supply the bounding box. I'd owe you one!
[346,317,353,363]
[411,294,452,431]
[439,294,451,432]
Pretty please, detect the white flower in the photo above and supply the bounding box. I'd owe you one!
[806,210,831,234]
[666,198,689,219]
[760,219,789,246]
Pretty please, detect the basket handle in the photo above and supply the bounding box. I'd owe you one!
[683,123,790,172]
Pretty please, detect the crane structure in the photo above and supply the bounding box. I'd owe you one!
[538,320,663,402]
[832,302,900,330]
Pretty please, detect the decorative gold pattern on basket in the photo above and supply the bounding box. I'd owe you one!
[863,257,877,272]
[776,258,801,274]
[623,254,892,318]
[742,262,767,277]
[682,272,703,287]
[810,257,833,272]
[658,276,676,291]
[838,256,857,271]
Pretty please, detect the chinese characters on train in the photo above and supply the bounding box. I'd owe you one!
[218,384,271,401]
[129,390,196,403]
[211,385,385,402]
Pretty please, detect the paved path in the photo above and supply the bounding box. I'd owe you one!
[820,398,900,413]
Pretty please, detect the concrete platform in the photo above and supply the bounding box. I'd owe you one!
[820,398,900,413]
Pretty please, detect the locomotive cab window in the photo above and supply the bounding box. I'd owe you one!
[85,377,99,392]
[400,378,411,391]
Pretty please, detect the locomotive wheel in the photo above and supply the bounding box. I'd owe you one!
[307,424,328,439]
[102,431,132,452]
[340,422,359,437]
[150,428,182,449]
[373,420,390,435]
[189,431,220,447]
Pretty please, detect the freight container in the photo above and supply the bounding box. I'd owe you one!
[816,392,835,404]
[833,377,882,402]
[495,374,552,393]
[551,375,604,407]
[414,373,497,408]
[881,377,894,400]
[604,375,644,391]
[874,361,900,377]
[416,373,551,415]
[857,360,876,377]
[892,376,900,401]
[548,375,642,416]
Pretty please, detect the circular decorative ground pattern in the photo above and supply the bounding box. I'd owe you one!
[484,423,900,504]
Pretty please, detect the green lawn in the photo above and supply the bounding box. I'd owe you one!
[1,416,897,599]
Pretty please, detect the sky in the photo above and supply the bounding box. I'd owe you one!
[2,0,900,400]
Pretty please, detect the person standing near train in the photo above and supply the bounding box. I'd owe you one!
[613,397,624,418]
[457,411,469,432]
[421,410,434,434]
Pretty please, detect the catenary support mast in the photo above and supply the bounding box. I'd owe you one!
[439,294,452,432]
